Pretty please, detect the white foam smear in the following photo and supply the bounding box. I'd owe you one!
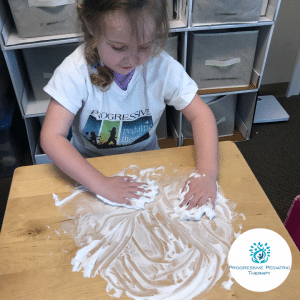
[221,273,235,290]
[53,165,245,299]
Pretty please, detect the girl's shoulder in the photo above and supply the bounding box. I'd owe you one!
[151,48,174,64]
[147,49,183,73]
[65,43,86,63]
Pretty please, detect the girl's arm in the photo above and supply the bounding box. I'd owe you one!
[40,98,147,204]
[179,94,219,209]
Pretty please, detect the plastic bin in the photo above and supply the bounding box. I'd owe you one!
[187,30,259,90]
[192,0,264,25]
[7,0,80,38]
[165,34,178,61]
[22,43,78,101]
[182,94,237,138]
[167,0,174,21]
[156,108,168,139]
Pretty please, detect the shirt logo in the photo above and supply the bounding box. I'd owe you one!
[82,110,153,149]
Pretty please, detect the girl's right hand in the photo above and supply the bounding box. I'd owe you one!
[100,176,149,205]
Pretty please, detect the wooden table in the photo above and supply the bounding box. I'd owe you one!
[0,141,299,299]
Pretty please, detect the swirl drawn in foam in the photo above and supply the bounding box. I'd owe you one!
[53,165,245,299]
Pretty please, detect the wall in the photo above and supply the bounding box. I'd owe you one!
[262,0,300,85]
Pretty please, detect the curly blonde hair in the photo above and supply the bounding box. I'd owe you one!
[77,0,170,91]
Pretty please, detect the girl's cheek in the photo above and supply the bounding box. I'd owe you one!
[140,52,150,61]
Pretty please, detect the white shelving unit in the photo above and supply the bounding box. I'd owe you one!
[0,0,281,164]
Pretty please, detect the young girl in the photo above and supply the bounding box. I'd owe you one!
[40,0,219,209]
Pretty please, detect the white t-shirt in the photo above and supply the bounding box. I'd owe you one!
[43,43,198,157]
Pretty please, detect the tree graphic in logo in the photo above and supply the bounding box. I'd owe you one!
[249,242,271,264]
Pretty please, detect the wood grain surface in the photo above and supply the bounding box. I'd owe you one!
[0,141,299,299]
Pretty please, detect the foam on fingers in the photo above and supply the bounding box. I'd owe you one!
[96,178,159,210]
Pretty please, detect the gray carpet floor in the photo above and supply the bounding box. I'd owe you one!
[235,95,300,223]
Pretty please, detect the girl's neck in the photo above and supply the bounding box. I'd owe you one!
[104,64,135,91]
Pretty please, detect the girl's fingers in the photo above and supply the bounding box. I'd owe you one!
[179,193,194,207]
[121,198,132,205]
[181,180,190,194]
[186,194,203,210]
[122,176,134,182]
[195,196,208,209]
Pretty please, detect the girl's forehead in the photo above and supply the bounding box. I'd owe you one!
[103,11,155,44]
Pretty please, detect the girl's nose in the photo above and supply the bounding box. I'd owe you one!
[126,52,139,66]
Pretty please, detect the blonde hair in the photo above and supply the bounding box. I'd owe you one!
[77,0,170,91]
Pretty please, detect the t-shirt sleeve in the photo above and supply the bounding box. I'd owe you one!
[163,57,199,111]
[43,57,88,115]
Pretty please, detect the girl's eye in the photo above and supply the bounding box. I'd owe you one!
[139,46,150,51]
[112,46,150,52]
[112,46,126,52]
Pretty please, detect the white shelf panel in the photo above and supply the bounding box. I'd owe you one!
[192,20,273,30]
[253,95,290,123]
[24,99,50,118]
[1,15,188,49]
[198,89,259,98]
[35,140,52,164]
[1,0,277,49]
[170,19,188,31]
[1,18,84,50]
[22,81,50,117]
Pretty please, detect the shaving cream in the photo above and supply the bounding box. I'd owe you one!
[96,178,159,210]
[53,165,244,299]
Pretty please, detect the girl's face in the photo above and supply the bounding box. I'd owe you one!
[96,11,156,74]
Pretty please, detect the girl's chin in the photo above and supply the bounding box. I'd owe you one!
[118,67,134,74]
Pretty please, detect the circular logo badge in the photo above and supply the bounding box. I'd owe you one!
[228,228,292,292]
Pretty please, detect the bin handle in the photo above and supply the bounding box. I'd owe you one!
[28,0,74,8]
[205,57,241,67]
[216,117,226,126]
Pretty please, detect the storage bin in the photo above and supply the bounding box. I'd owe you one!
[187,30,259,90]
[167,0,174,21]
[200,94,221,104]
[261,0,269,16]
[164,34,178,61]
[156,108,168,139]
[7,0,80,38]
[22,43,78,101]
[192,0,264,25]
[182,94,237,138]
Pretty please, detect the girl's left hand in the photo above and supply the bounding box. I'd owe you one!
[179,174,217,210]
